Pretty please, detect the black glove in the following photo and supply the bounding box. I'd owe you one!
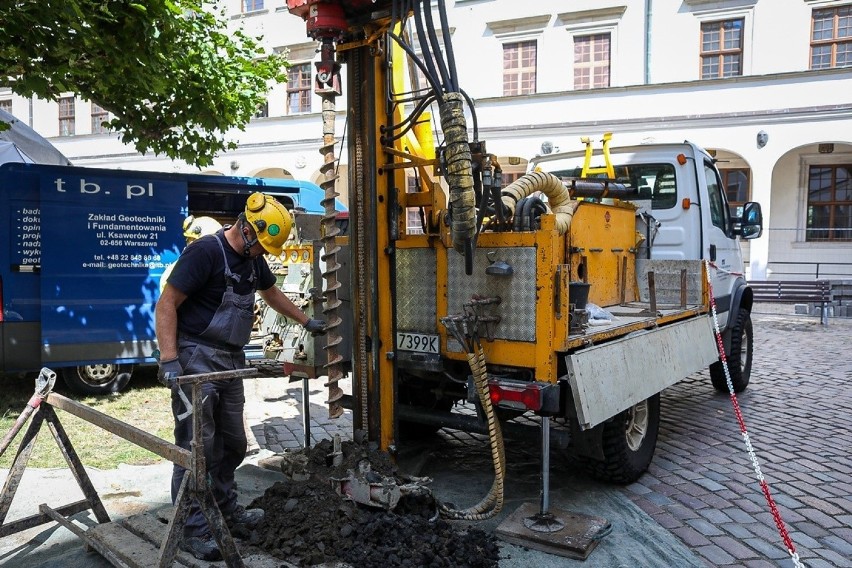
[303,318,328,336]
[157,358,181,388]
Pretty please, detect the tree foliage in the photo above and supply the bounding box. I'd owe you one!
[0,0,287,167]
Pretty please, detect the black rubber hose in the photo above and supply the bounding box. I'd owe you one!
[514,196,530,232]
[413,5,443,93]
[530,197,548,230]
[387,30,441,95]
[437,0,459,92]
[424,0,452,91]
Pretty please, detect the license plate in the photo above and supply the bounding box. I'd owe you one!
[396,332,440,354]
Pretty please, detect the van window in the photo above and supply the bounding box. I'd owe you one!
[549,163,678,210]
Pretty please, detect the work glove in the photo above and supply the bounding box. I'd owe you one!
[303,318,328,336]
[157,358,182,388]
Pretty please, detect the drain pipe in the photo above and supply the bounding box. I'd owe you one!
[644,0,653,84]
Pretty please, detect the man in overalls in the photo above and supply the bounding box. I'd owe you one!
[154,192,327,560]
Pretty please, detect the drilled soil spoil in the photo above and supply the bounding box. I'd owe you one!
[245,438,500,567]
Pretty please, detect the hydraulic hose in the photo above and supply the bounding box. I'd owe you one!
[501,171,579,235]
[438,92,476,253]
[438,342,506,520]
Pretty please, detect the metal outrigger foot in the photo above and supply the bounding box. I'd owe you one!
[495,415,612,560]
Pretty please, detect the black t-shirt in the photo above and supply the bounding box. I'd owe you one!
[166,231,276,336]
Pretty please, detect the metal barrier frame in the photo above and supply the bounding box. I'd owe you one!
[0,368,259,568]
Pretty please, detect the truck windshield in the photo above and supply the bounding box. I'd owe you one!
[545,163,678,210]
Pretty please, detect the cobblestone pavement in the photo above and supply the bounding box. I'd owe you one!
[244,311,852,567]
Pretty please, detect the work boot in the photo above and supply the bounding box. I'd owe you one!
[225,504,264,530]
[181,532,222,561]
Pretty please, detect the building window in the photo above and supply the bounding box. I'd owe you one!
[721,168,750,216]
[287,63,312,114]
[700,19,743,78]
[91,102,109,134]
[807,165,852,241]
[254,100,269,118]
[0,99,11,114]
[574,33,610,90]
[405,176,424,235]
[242,0,263,12]
[58,97,75,136]
[503,40,537,96]
[811,6,852,69]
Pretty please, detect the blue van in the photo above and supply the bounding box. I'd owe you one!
[0,162,337,394]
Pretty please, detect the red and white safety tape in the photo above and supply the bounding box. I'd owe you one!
[704,260,804,567]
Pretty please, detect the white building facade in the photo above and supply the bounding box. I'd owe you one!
[2,0,851,280]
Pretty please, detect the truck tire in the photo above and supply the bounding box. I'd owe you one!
[581,394,661,484]
[62,364,133,395]
[709,308,752,393]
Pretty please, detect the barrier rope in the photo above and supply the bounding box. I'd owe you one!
[704,260,804,567]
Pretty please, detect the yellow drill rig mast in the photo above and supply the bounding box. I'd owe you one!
[287,0,480,450]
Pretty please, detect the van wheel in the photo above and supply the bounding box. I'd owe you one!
[62,364,133,395]
[580,394,661,484]
[709,308,752,393]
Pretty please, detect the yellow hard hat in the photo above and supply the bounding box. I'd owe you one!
[182,215,222,243]
[244,192,293,257]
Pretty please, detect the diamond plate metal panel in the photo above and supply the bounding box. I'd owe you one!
[447,247,538,342]
[396,248,438,333]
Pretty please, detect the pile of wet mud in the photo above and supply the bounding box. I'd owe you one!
[246,437,499,567]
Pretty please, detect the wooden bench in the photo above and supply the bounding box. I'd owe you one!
[748,280,831,324]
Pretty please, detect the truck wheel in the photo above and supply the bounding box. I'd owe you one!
[709,308,752,393]
[62,364,133,395]
[581,394,661,484]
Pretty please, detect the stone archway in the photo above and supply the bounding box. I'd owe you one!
[769,141,852,280]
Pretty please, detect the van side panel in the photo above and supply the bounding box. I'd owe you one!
[38,171,187,366]
[1,162,338,373]
[1,168,43,371]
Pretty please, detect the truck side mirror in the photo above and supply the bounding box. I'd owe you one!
[736,201,763,239]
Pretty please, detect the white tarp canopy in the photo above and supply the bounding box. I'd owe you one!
[0,109,71,165]
[0,139,34,163]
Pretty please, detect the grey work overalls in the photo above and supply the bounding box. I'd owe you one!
[171,232,257,537]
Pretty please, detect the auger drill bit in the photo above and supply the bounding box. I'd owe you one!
[316,38,345,419]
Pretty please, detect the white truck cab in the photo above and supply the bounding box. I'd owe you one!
[530,140,763,392]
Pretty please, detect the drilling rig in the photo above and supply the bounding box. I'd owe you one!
[283,1,762,551]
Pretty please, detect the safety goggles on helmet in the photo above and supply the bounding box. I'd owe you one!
[243,192,293,257]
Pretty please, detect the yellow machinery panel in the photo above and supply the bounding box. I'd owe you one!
[568,202,638,307]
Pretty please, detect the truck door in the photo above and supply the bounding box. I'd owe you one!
[702,160,742,328]
[39,170,186,366]
[648,161,702,261]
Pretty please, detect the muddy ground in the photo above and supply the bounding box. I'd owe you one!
[243,437,500,568]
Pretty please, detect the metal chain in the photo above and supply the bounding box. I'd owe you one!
[704,260,805,568]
